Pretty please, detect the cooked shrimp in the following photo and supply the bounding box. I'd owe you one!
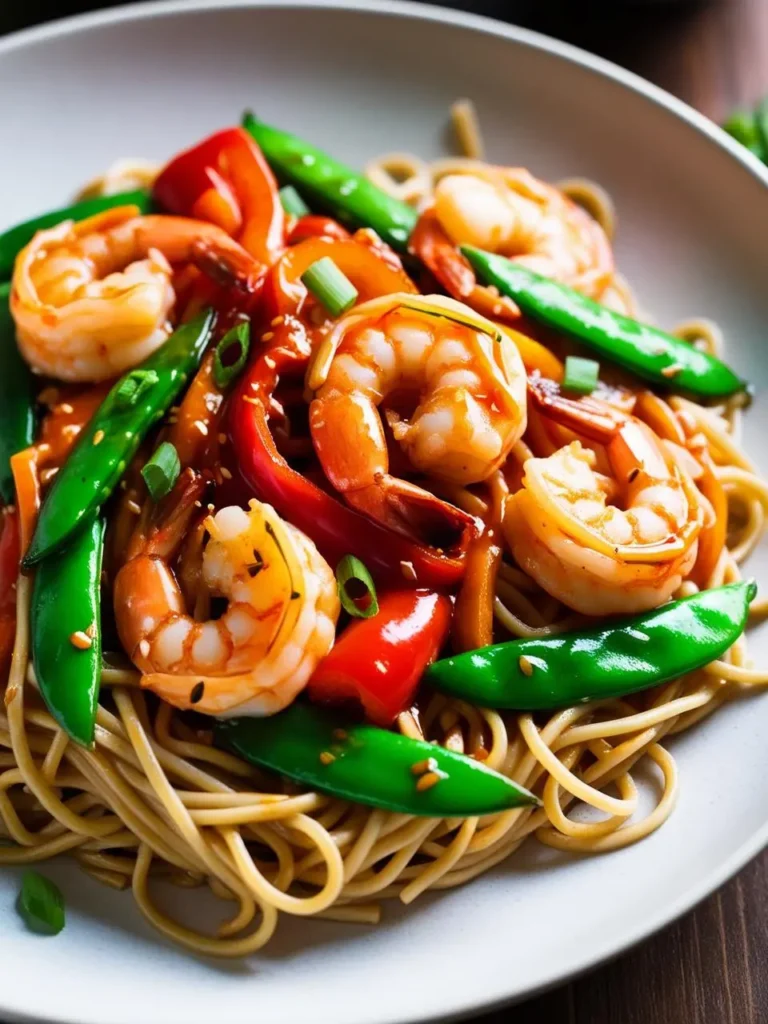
[114,479,339,717]
[433,166,613,298]
[11,207,264,383]
[504,377,703,616]
[309,294,527,540]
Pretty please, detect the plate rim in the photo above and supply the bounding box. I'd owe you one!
[1,2,768,1022]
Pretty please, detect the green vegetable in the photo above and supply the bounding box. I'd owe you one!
[335,554,379,619]
[212,321,250,389]
[755,96,768,163]
[427,582,755,710]
[23,310,215,568]
[0,189,153,281]
[243,112,418,252]
[461,246,746,399]
[16,871,65,936]
[279,184,310,217]
[0,282,35,503]
[32,517,105,746]
[562,355,599,395]
[722,110,765,158]
[141,442,180,502]
[216,702,538,817]
[114,369,160,410]
[301,256,358,317]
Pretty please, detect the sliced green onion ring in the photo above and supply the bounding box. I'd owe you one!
[213,322,251,389]
[336,554,379,619]
[17,871,65,936]
[142,441,181,502]
[563,355,599,395]
[113,369,159,410]
[301,257,359,318]
[279,184,310,218]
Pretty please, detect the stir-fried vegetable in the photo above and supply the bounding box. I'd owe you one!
[723,97,768,162]
[32,518,105,746]
[16,871,66,936]
[334,554,379,619]
[216,701,537,816]
[301,256,359,317]
[0,283,35,503]
[23,311,215,568]
[0,189,153,281]
[141,442,181,502]
[427,582,755,710]
[243,112,418,252]
[309,589,451,725]
[461,246,745,399]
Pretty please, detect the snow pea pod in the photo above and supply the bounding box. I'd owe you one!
[0,282,35,503]
[23,310,215,568]
[31,517,105,746]
[461,246,746,399]
[216,702,538,817]
[426,581,756,710]
[242,113,417,253]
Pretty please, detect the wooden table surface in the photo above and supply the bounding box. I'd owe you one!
[1,0,767,1021]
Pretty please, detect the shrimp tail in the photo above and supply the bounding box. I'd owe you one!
[527,373,624,442]
[191,237,266,294]
[349,475,479,549]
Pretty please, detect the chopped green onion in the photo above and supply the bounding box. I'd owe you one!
[213,322,251,389]
[16,871,65,936]
[336,554,379,619]
[279,185,310,218]
[141,441,180,502]
[301,257,358,318]
[563,355,599,395]
[113,369,160,410]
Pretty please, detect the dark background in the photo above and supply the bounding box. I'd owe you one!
[2,1,767,1022]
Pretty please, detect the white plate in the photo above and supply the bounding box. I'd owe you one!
[2,2,768,1022]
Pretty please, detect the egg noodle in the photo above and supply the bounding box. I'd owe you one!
[1,110,766,957]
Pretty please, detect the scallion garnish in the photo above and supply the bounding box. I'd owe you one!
[336,554,379,619]
[279,185,310,218]
[213,322,251,389]
[113,369,160,410]
[301,257,358,318]
[16,871,65,936]
[141,441,180,502]
[563,355,599,395]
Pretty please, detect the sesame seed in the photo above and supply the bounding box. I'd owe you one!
[416,771,443,792]
[319,751,336,765]
[661,363,682,378]
[411,757,437,776]
[261,331,275,342]
[190,681,205,704]
[127,499,142,515]
[518,655,534,677]
[194,500,202,508]
[264,355,276,370]
[194,420,209,436]
[138,639,150,658]
[119,480,128,491]
[218,432,228,445]
[40,468,59,485]
[58,402,74,415]
[400,560,417,582]
[271,316,285,327]
[220,467,232,480]
[69,630,93,650]
[93,429,105,446]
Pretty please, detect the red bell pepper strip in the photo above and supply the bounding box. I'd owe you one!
[154,127,285,265]
[308,589,452,725]
[287,215,351,245]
